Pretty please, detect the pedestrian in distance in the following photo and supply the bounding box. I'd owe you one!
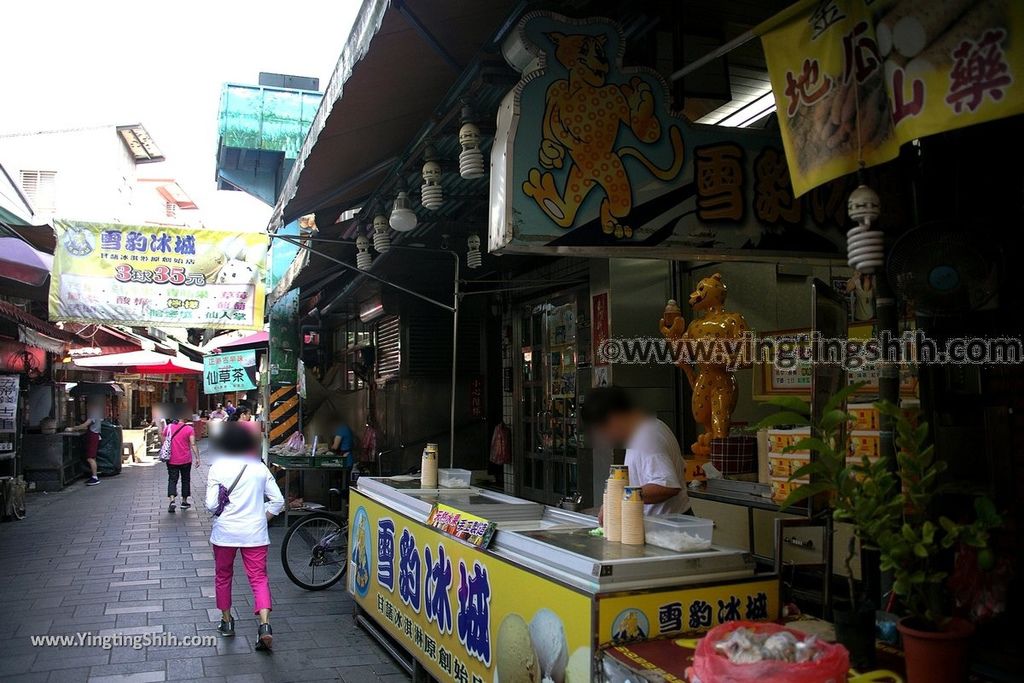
[206,422,284,651]
[163,417,199,512]
[65,397,106,486]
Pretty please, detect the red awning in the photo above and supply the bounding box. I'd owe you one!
[0,299,77,341]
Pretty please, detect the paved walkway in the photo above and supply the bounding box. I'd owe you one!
[0,447,408,683]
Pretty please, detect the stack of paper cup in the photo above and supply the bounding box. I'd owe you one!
[604,465,629,542]
[621,486,646,545]
[421,443,438,488]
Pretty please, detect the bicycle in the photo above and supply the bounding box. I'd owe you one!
[0,475,27,521]
[280,487,348,590]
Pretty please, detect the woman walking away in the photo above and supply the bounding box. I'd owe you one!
[206,422,284,651]
[164,418,199,513]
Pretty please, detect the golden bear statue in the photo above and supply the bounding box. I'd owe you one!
[659,273,749,458]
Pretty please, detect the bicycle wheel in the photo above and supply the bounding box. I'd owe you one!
[11,485,25,520]
[281,511,348,591]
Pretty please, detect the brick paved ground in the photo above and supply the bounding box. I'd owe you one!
[0,445,409,683]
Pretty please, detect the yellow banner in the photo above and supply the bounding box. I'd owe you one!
[597,578,780,647]
[349,491,594,682]
[49,220,266,330]
[762,0,1024,196]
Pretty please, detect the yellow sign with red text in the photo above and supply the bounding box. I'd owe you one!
[762,0,1024,196]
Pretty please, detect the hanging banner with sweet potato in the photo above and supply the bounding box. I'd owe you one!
[762,0,1024,196]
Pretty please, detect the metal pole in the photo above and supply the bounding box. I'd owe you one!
[449,256,459,469]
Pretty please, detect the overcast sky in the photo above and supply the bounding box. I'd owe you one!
[1,0,360,230]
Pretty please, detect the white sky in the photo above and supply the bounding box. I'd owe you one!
[0,0,361,231]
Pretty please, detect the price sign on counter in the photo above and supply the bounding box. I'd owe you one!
[427,504,496,548]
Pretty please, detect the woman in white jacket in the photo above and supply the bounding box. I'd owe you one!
[206,423,284,651]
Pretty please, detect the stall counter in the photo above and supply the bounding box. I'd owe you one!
[348,477,780,682]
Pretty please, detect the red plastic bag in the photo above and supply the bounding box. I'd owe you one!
[688,621,849,683]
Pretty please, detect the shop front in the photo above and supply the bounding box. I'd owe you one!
[267,0,1021,680]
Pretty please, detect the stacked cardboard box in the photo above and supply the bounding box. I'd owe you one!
[767,427,811,503]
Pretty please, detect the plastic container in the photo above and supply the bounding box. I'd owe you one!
[642,514,713,552]
[437,468,472,488]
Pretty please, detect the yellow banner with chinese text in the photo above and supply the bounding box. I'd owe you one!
[596,578,780,647]
[762,0,1024,196]
[349,491,594,683]
[49,220,266,330]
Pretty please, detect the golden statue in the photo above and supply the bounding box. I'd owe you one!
[659,273,749,458]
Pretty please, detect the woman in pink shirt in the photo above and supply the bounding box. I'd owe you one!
[164,419,200,513]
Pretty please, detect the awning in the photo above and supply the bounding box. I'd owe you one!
[204,330,269,352]
[269,0,520,229]
[0,299,77,341]
[73,350,203,375]
[0,236,53,286]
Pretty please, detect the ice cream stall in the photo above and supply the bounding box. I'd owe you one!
[348,475,779,682]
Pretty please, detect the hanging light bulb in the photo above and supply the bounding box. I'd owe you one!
[372,212,391,253]
[421,146,444,210]
[846,184,883,273]
[355,234,373,271]
[389,181,418,232]
[466,234,482,269]
[459,103,486,179]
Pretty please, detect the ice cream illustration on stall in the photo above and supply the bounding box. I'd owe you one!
[193,234,266,285]
[494,609,588,683]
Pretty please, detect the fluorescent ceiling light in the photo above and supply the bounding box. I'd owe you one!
[696,79,777,128]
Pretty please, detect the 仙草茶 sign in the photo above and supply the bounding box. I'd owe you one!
[203,350,257,394]
[49,220,267,330]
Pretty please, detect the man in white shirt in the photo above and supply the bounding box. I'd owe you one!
[583,386,690,516]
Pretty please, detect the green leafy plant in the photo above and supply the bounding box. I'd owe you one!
[870,402,1001,627]
[754,383,902,610]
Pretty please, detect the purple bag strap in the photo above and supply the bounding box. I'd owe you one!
[226,464,247,496]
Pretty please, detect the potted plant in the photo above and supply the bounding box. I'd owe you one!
[869,402,1001,683]
[755,383,901,669]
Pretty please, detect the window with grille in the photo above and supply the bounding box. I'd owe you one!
[19,170,57,211]
[375,315,401,381]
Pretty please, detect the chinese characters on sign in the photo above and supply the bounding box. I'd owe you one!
[762,0,1024,196]
[426,505,497,548]
[0,375,18,453]
[202,350,258,394]
[50,221,267,330]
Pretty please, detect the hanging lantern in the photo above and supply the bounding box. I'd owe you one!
[421,146,444,210]
[846,184,883,273]
[466,234,482,269]
[372,213,391,253]
[355,234,372,271]
[459,103,486,179]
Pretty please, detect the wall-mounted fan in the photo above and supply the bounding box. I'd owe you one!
[887,222,1000,316]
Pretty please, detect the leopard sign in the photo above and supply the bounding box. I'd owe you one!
[489,12,848,261]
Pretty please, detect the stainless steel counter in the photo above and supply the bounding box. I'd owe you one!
[356,476,754,594]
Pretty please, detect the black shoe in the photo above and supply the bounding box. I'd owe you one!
[86,477,100,486]
[254,623,272,651]
[217,618,235,637]
[180,501,192,510]
[168,502,176,513]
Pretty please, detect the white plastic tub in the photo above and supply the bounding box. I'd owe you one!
[438,468,472,488]
[643,514,714,552]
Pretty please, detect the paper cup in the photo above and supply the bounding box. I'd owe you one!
[609,465,630,481]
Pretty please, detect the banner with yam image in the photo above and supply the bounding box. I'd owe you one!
[762,0,1024,196]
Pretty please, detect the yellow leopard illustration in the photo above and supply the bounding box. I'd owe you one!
[522,31,685,238]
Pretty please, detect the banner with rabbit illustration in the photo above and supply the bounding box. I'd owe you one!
[49,220,267,330]
[762,0,1024,197]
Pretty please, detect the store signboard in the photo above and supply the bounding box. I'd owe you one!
[761,0,1024,196]
[426,504,497,549]
[350,492,593,682]
[0,375,17,453]
[49,220,267,330]
[596,578,780,646]
[490,12,846,260]
[203,350,257,394]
